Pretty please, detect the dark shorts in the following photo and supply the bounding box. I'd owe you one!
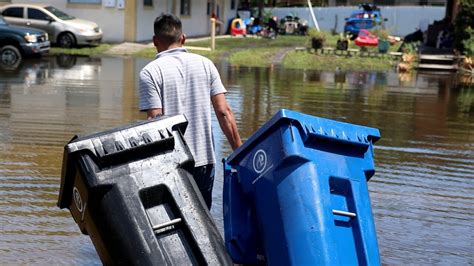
[192,164,215,210]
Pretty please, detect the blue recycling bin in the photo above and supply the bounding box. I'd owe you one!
[223,109,381,265]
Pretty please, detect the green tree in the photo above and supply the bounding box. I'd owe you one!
[454,0,474,53]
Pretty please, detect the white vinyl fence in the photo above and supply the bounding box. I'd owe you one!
[265,6,445,37]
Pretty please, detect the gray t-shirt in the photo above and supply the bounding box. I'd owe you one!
[139,48,226,167]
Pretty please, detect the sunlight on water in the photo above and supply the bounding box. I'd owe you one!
[0,56,472,264]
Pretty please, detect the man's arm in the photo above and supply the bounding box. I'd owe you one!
[139,67,163,119]
[211,93,242,151]
[146,108,163,119]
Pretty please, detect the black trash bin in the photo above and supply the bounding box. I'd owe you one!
[57,115,232,265]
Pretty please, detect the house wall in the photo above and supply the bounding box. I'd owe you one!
[223,0,239,34]
[181,0,208,37]
[135,0,164,42]
[135,0,237,41]
[134,0,239,42]
[1,0,236,43]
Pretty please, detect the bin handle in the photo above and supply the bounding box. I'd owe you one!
[152,218,182,231]
[332,209,356,218]
[98,137,175,166]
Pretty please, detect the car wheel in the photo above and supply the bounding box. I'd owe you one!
[58,33,76,48]
[0,45,22,67]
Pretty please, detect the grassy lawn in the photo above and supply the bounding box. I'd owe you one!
[283,51,396,71]
[135,35,306,63]
[229,47,284,67]
[133,45,226,61]
[50,33,402,71]
[189,35,305,50]
[50,44,113,56]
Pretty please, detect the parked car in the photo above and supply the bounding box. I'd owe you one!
[0,15,50,69]
[0,4,102,48]
[343,4,387,38]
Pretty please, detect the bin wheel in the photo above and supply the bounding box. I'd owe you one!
[0,45,22,67]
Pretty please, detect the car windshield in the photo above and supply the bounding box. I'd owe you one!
[0,16,7,26]
[45,6,75,20]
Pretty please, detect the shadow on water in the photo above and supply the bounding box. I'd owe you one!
[0,55,472,264]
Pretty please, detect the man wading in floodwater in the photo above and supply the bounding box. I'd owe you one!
[138,14,242,210]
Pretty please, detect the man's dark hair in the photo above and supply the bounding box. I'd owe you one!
[154,14,182,45]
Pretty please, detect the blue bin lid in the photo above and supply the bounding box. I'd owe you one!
[227,109,380,164]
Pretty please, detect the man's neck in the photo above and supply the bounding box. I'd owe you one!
[168,43,182,50]
[157,42,182,53]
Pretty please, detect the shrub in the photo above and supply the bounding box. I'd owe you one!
[454,0,474,53]
[371,27,389,41]
[462,27,474,56]
[308,28,328,41]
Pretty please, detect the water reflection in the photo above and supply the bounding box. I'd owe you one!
[0,55,472,265]
[0,55,140,265]
[0,49,22,71]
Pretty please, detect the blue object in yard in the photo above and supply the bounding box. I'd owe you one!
[248,24,262,34]
[344,19,376,37]
[378,40,390,54]
[223,109,381,265]
[344,3,385,37]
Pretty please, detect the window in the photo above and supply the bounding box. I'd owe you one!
[28,8,50,21]
[180,0,190,16]
[231,0,236,10]
[207,0,215,16]
[144,0,153,6]
[2,7,23,18]
[45,6,75,20]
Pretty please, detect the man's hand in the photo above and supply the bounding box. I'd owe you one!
[146,108,163,119]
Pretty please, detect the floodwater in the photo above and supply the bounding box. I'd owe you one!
[0,55,472,265]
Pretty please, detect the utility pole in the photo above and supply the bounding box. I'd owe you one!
[211,18,216,51]
[307,0,320,31]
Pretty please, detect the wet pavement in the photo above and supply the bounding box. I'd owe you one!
[0,55,473,264]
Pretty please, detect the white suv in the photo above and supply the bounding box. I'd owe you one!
[1,4,102,48]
